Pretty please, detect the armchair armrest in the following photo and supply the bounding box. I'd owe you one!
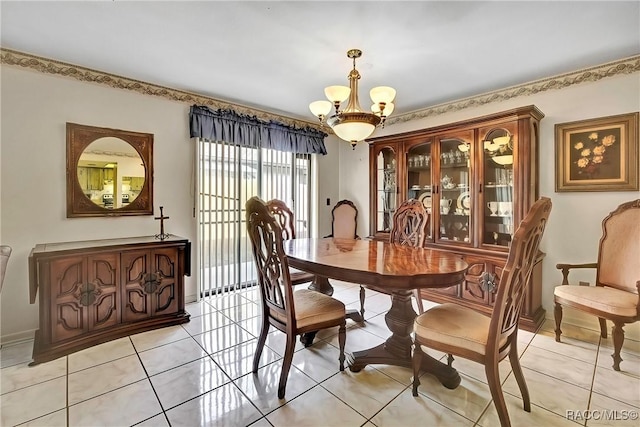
[555,262,598,286]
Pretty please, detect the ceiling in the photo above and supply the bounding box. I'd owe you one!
[2,1,639,124]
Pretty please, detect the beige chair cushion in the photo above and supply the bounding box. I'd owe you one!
[272,289,345,329]
[554,285,638,318]
[414,303,506,355]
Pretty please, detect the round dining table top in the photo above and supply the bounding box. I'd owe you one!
[283,237,468,290]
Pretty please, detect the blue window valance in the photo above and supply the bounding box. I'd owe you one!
[189,105,327,155]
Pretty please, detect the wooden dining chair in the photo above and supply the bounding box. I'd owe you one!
[266,199,315,286]
[359,199,428,318]
[412,197,552,427]
[246,196,346,399]
[554,199,640,371]
[326,199,359,239]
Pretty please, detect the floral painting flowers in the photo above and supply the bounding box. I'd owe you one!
[555,112,638,192]
[573,132,616,178]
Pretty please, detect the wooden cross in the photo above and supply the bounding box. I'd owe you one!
[154,206,170,240]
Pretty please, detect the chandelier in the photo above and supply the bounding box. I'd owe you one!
[309,49,396,149]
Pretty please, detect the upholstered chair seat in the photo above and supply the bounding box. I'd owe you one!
[554,285,638,318]
[414,303,508,355]
[272,289,346,328]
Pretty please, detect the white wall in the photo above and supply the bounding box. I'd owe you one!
[339,72,640,337]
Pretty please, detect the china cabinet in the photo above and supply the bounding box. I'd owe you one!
[28,235,191,365]
[367,105,545,330]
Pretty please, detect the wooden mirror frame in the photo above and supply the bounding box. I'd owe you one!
[66,122,153,217]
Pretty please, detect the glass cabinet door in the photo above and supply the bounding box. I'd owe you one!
[375,147,397,234]
[406,142,432,239]
[436,134,472,244]
[481,127,515,248]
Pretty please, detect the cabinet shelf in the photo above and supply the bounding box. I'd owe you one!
[484,184,513,188]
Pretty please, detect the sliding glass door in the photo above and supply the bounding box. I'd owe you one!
[196,139,311,298]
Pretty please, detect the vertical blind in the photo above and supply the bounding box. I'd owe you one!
[197,138,312,299]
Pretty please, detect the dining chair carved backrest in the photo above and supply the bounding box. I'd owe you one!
[266,199,315,286]
[359,199,429,318]
[329,199,359,239]
[246,196,346,399]
[554,199,640,371]
[0,245,12,294]
[412,197,551,427]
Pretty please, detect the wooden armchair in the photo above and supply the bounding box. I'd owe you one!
[554,199,640,371]
[266,199,315,286]
[246,196,346,399]
[412,197,552,427]
[359,199,428,318]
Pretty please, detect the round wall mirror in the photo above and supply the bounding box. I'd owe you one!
[78,137,146,209]
[67,123,153,217]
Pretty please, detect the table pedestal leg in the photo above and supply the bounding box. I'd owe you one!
[349,290,460,389]
[307,275,334,295]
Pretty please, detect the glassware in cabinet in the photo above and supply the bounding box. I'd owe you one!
[481,126,516,248]
[406,141,433,239]
[374,146,397,234]
[436,134,473,245]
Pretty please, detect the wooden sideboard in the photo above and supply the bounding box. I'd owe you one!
[28,235,191,365]
[367,106,545,331]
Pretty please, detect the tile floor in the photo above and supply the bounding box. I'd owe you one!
[1,280,639,426]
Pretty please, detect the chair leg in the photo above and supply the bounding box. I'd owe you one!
[412,343,424,396]
[598,318,607,338]
[253,319,269,373]
[447,354,454,367]
[554,302,563,342]
[278,333,296,399]
[485,362,511,427]
[611,322,625,371]
[359,285,366,319]
[338,321,346,371]
[413,289,424,314]
[508,343,531,412]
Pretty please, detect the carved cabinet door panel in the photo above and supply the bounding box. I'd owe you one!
[86,253,119,331]
[121,250,152,322]
[50,257,86,343]
[121,247,180,322]
[50,253,119,343]
[460,256,504,305]
[151,247,179,316]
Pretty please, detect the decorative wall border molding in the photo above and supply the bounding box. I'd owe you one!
[2,47,638,130]
[0,47,322,131]
[388,55,640,125]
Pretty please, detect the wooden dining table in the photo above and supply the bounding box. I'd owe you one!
[284,237,468,389]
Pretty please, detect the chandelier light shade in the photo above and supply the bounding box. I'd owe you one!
[310,49,396,148]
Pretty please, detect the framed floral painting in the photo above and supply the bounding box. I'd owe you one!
[555,112,639,192]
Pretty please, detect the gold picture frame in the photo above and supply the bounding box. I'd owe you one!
[555,112,639,192]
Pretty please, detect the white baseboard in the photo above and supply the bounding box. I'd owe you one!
[0,329,36,347]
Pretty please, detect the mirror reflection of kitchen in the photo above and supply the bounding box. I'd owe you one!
[77,137,145,209]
